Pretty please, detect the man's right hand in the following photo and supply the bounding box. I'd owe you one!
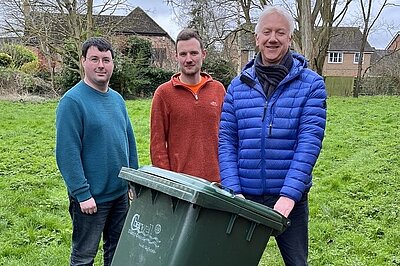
[80,197,97,214]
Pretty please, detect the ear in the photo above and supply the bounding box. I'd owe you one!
[202,49,207,60]
[255,33,259,46]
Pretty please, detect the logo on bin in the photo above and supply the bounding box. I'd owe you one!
[128,213,162,253]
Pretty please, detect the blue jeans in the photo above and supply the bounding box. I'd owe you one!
[244,194,309,266]
[68,193,129,266]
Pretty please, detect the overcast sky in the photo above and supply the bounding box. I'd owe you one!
[131,0,399,49]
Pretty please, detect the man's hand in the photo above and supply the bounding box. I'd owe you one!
[80,197,97,214]
[128,188,136,200]
[274,196,295,218]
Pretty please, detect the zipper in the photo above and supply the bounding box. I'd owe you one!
[269,121,273,135]
[261,121,267,194]
[261,100,268,194]
[262,101,268,122]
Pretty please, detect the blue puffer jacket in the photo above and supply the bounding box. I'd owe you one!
[218,53,327,202]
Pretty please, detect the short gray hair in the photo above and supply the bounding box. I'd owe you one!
[255,6,295,37]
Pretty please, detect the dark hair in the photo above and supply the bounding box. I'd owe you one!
[81,37,115,58]
[176,28,204,52]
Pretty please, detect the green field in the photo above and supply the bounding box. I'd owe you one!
[0,97,399,265]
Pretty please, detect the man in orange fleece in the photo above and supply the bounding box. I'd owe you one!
[150,28,225,182]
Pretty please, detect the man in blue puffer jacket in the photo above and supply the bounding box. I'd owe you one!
[219,5,327,266]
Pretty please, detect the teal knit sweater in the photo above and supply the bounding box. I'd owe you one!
[56,81,138,204]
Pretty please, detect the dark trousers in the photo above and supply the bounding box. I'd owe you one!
[68,193,129,266]
[244,194,309,266]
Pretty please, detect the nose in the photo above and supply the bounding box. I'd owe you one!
[97,60,105,68]
[184,54,193,63]
[269,32,278,42]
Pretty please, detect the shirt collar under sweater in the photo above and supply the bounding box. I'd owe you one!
[171,72,212,92]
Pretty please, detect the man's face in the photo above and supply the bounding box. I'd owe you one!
[81,46,114,91]
[256,12,292,66]
[176,38,206,77]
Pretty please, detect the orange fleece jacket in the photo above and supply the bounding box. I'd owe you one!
[150,72,226,182]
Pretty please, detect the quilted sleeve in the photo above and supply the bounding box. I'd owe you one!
[280,76,327,201]
[218,83,242,194]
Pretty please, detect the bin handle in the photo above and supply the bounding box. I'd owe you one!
[210,182,236,198]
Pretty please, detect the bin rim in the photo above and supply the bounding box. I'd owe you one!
[120,166,290,235]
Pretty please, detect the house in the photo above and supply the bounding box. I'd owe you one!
[385,31,400,51]
[323,27,375,77]
[223,24,256,73]
[24,7,176,71]
[368,32,400,90]
[93,7,176,70]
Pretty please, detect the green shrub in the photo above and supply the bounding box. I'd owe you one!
[110,37,173,98]
[123,37,152,67]
[0,52,12,68]
[20,60,40,75]
[0,44,38,69]
[56,40,80,94]
[57,36,173,98]
[111,59,173,98]
[0,67,54,96]
[203,58,236,89]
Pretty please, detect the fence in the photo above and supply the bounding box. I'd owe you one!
[324,76,354,96]
[324,76,400,96]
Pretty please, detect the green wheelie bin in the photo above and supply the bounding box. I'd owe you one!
[111,166,290,266]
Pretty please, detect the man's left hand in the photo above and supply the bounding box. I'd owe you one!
[274,196,295,218]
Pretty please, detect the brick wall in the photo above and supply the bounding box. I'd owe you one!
[323,52,372,77]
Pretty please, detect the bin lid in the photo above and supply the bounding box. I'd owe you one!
[119,166,290,235]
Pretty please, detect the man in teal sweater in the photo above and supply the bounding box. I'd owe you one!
[56,37,138,266]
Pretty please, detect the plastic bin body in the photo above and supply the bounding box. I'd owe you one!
[111,166,289,266]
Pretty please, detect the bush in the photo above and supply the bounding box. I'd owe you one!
[360,76,400,95]
[57,36,173,98]
[0,67,55,96]
[56,40,80,94]
[0,52,12,68]
[20,60,40,75]
[203,58,236,89]
[109,37,173,98]
[128,67,173,97]
[110,58,173,98]
[0,44,38,69]
[123,37,152,67]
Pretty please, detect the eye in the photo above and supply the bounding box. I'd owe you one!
[102,58,112,64]
[89,57,99,64]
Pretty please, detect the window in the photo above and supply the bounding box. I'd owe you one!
[354,52,363,64]
[328,52,343,63]
[248,50,256,62]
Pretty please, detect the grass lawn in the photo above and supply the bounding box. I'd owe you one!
[0,96,399,265]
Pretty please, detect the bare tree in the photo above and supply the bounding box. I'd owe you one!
[353,0,391,97]
[0,0,130,85]
[166,0,353,75]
